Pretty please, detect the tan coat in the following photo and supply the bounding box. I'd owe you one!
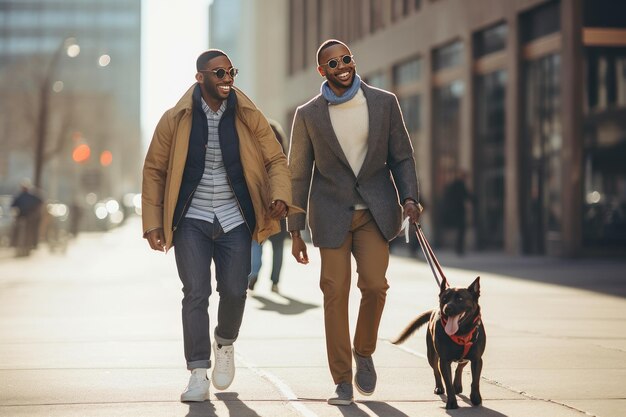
[142,84,300,251]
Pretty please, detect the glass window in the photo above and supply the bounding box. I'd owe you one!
[474,70,507,248]
[364,71,387,89]
[586,47,626,111]
[433,80,464,217]
[433,40,463,71]
[583,46,626,248]
[521,53,562,254]
[583,0,626,28]
[393,56,422,86]
[473,22,508,59]
[398,94,421,133]
[370,0,385,33]
[520,1,560,44]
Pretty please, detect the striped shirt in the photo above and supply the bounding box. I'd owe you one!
[185,99,245,232]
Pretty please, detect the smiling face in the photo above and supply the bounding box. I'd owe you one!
[195,54,234,111]
[317,43,356,97]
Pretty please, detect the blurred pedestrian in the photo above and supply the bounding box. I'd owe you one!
[141,49,299,402]
[248,120,289,293]
[69,199,82,238]
[442,169,473,255]
[10,178,43,257]
[287,39,422,405]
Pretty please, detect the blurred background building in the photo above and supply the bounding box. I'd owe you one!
[0,0,142,230]
[210,0,626,257]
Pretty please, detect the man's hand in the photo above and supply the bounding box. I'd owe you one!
[290,232,309,264]
[146,228,166,252]
[403,200,423,224]
[269,200,288,219]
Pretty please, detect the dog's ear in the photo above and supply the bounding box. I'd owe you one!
[468,276,480,299]
[439,277,449,294]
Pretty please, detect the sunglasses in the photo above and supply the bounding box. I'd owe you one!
[200,67,239,79]
[321,55,354,69]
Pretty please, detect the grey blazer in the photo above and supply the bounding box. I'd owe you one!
[288,82,419,248]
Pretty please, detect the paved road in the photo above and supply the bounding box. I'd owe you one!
[0,217,624,416]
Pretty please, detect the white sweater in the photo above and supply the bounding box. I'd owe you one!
[328,88,369,177]
[328,88,369,209]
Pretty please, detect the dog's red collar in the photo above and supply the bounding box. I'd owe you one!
[440,314,482,359]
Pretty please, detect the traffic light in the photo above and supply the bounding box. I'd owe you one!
[100,150,112,167]
[72,144,91,163]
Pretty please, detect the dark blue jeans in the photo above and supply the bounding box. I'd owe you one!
[174,217,251,370]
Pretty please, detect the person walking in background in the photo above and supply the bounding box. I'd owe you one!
[248,120,289,294]
[10,178,43,257]
[288,39,422,406]
[142,49,298,403]
[442,169,473,255]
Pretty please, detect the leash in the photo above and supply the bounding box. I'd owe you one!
[401,218,446,287]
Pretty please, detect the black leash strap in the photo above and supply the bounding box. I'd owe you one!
[414,223,446,287]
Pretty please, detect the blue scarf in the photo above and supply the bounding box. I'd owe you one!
[321,74,362,105]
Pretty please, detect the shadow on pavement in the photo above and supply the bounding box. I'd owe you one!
[251,294,320,315]
[445,399,509,416]
[214,392,261,417]
[361,400,410,416]
[405,250,626,298]
[185,401,217,417]
[335,402,372,417]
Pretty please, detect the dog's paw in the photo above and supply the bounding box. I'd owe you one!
[434,386,444,395]
[445,398,459,409]
[470,391,482,406]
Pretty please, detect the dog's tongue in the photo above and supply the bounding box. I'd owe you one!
[445,314,461,335]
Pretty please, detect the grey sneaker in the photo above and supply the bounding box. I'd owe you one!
[327,382,354,406]
[353,349,376,395]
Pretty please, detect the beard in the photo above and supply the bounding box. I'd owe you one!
[327,72,354,91]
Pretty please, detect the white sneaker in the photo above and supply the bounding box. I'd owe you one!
[180,368,210,402]
[212,341,235,390]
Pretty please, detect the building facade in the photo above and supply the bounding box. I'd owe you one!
[0,0,142,208]
[209,0,290,128]
[211,0,626,257]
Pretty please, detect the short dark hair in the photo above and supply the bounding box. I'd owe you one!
[196,49,228,72]
[316,39,348,65]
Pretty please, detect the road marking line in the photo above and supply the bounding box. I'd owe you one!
[236,353,319,417]
[383,339,428,359]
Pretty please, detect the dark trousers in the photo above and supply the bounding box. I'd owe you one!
[174,218,251,370]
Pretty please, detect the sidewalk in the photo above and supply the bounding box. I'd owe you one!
[0,217,624,416]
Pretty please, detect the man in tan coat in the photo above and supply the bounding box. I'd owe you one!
[142,49,297,402]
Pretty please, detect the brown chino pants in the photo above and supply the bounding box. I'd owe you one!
[319,210,390,384]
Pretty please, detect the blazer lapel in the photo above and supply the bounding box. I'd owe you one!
[313,96,353,172]
[357,83,380,180]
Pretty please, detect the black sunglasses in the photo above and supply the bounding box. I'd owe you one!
[321,55,354,69]
[200,67,239,79]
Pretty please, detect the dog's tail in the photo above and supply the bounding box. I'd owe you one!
[391,310,433,344]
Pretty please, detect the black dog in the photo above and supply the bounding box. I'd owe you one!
[393,276,485,409]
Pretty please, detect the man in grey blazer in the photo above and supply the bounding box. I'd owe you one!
[287,39,422,406]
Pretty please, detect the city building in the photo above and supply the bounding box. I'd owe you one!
[209,0,290,125]
[211,0,626,257]
[0,0,142,210]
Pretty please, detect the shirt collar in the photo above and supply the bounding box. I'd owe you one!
[201,97,226,116]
